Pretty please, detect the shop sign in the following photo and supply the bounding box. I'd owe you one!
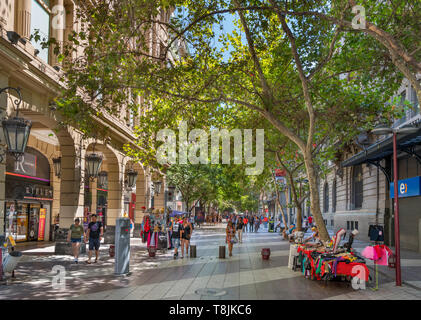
[390,176,421,198]
[24,184,53,200]
[11,153,37,177]
[38,209,46,241]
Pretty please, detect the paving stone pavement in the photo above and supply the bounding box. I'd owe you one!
[1,224,420,300]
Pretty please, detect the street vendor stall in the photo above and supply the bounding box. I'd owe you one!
[290,228,370,283]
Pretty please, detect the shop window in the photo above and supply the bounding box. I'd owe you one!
[355,221,359,230]
[347,221,350,230]
[31,0,51,63]
[323,182,329,213]
[351,165,363,209]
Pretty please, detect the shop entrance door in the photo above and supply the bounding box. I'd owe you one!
[28,204,41,241]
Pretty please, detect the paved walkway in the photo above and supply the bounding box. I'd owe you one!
[1,224,420,300]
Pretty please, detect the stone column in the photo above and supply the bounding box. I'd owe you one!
[0,0,13,29]
[0,73,9,237]
[54,132,86,255]
[50,0,65,66]
[16,0,31,40]
[90,178,97,214]
[134,167,146,237]
[103,155,125,244]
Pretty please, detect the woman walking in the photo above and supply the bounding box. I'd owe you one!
[67,217,84,264]
[180,217,192,258]
[226,221,236,257]
[236,217,244,243]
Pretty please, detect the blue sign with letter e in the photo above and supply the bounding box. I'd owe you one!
[390,176,421,198]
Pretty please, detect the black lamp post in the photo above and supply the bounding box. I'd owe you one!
[1,87,32,162]
[52,157,61,178]
[98,171,108,188]
[85,153,103,179]
[372,123,419,286]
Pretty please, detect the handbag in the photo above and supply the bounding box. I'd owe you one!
[231,236,238,244]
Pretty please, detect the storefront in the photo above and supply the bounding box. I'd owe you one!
[4,147,53,242]
[84,182,108,228]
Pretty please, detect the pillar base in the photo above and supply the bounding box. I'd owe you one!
[133,224,142,238]
[103,225,115,244]
[54,228,86,255]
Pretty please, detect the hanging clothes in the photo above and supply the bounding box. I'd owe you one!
[368,225,384,242]
[361,246,379,261]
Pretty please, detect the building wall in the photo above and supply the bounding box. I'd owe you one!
[318,160,388,242]
[0,1,168,246]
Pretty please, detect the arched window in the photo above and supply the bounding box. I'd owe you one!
[352,165,363,209]
[323,182,329,213]
[332,179,337,213]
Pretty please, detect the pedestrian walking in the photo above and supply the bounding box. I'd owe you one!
[180,217,192,258]
[67,217,84,264]
[243,217,248,233]
[236,217,244,243]
[85,214,103,264]
[226,221,236,257]
[171,218,182,259]
[255,218,260,232]
[308,215,313,227]
[249,216,254,232]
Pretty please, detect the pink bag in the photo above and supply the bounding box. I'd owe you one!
[361,246,379,260]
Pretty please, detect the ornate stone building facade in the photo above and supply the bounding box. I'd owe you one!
[0,0,167,253]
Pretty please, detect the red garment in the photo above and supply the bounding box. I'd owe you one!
[308,217,313,224]
[335,262,369,281]
[373,245,393,266]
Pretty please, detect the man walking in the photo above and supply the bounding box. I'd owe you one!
[85,214,103,264]
[249,215,254,233]
[171,218,182,259]
[236,217,244,243]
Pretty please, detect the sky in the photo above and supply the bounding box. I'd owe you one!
[174,6,243,62]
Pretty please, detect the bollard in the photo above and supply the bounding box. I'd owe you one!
[261,248,271,260]
[109,245,115,258]
[190,245,197,258]
[219,245,226,259]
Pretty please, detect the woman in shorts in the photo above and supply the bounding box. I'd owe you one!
[67,218,84,264]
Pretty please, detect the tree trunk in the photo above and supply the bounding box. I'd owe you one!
[286,170,302,231]
[303,151,330,242]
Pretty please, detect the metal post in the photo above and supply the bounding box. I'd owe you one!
[393,131,402,286]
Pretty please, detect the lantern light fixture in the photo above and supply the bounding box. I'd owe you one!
[126,168,138,190]
[98,171,108,188]
[1,87,32,162]
[52,157,61,178]
[85,153,103,179]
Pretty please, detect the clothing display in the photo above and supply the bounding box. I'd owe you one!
[362,244,393,266]
[368,225,384,242]
[295,241,369,282]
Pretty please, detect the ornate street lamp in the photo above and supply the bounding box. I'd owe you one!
[152,180,162,195]
[126,168,138,189]
[85,153,103,179]
[1,87,32,162]
[52,157,61,178]
[98,171,108,188]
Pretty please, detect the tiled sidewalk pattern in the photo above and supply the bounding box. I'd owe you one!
[0,224,420,300]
